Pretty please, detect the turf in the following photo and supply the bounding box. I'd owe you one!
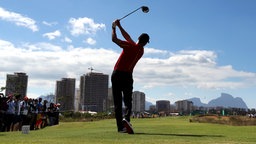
[0,117,255,144]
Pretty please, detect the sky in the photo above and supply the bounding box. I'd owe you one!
[0,0,256,108]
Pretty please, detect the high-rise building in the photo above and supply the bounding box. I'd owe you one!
[5,72,28,98]
[132,91,145,113]
[55,78,76,111]
[80,72,109,112]
[175,100,193,115]
[74,88,80,112]
[107,87,114,112]
[156,100,170,114]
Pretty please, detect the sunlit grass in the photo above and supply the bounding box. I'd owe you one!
[0,117,255,144]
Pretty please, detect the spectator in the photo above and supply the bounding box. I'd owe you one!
[29,99,38,130]
[47,103,56,126]
[20,96,31,126]
[55,103,60,125]
[13,94,23,131]
[6,95,15,131]
[0,95,8,132]
[41,100,48,128]
[35,98,43,129]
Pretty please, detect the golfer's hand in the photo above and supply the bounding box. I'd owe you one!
[112,21,116,29]
[115,19,121,27]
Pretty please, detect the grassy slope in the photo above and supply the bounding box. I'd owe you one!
[0,117,255,144]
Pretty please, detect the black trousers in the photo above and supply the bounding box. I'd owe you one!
[111,70,133,131]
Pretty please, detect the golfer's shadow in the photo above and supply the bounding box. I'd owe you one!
[135,132,224,138]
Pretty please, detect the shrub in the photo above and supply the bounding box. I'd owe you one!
[190,115,256,126]
[59,111,115,122]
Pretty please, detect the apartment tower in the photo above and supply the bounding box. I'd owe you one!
[132,91,145,113]
[55,78,76,111]
[80,72,108,112]
[5,72,28,98]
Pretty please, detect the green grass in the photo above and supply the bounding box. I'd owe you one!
[1,117,255,144]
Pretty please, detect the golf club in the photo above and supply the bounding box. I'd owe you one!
[119,6,149,21]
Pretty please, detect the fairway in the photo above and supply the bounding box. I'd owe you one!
[0,117,255,144]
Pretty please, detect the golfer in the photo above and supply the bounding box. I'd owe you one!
[111,19,149,134]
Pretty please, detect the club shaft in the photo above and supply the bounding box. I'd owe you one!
[119,7,141,21]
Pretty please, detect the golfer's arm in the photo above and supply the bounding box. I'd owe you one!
[112,28,122,45]
[118,25,134,43]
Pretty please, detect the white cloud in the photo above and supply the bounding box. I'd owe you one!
[63,37,72,43]
[68,17,106,36]
[22,42,63,51]
[0,7,38,32]
[135,50,256,90]
[0,39,15,49]
[144,48,170,55]
[170,50,217,66]
[43,30,61,40]
[42,21,58,26]
[144,48,171,59]
[0,39,256,98]
[85,37,96,45]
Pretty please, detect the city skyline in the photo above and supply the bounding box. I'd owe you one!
[0,1,256,109]
[1,71,251,110]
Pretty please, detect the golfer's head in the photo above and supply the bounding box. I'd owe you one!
[138,33,149,46]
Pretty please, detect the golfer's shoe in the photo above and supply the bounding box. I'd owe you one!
[118,128,128,133]
[122,119,134,134]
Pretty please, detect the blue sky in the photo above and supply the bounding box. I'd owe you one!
[0,0,255,108]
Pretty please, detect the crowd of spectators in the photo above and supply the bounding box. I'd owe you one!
[0,93,60,132]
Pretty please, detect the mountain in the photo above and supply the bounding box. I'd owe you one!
[188,93,248,109]
[187,97,207,107]
[145,101,153,110]
[38,93,55,103]
[208,93,248,109]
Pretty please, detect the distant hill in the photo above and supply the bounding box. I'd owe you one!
[188,93,248,109]
[187,97,208,107]
[38,93,55,103]
[208,93,248,109]
[37,93,248,110]
[145,101,153,110]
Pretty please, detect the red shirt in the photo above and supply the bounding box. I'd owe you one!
[114,41,144,73]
